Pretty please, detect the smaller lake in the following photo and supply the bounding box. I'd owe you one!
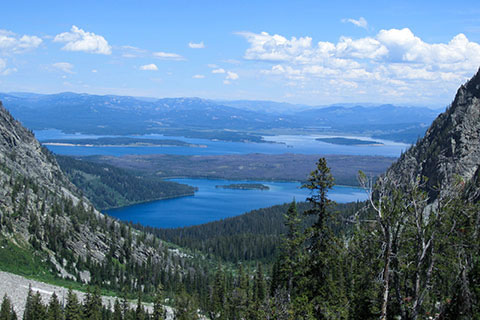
[105,178,367,229]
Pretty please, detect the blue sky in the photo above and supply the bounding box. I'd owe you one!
[1,0,480,106]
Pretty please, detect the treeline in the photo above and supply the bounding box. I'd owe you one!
[1,285,185,320]
[56,156,195,210]
[147,201,363,263]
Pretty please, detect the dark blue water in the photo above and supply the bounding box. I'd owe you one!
[105,178,366,228]
[35,129,407,157]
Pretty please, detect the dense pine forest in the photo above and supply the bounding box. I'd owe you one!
[56,156,195,210]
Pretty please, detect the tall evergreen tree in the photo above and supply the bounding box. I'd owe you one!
[65,289,82,320]
[46,292,63,320]
[152,286,165,320]
[112,299,123,320]
[301,158,348,319]
[0,294,17,320]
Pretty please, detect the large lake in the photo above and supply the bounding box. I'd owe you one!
[35,129,382,228]
[105,178,367,228]
[35,129,407,157]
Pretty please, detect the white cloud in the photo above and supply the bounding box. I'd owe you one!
[226,71,239,80]
[189,41,205,49]
[92,69,98,73]
[207,64,218,68]
[239,29,480,104]
[139,64,158,71]
[212,68,226,74]
[0,29,42,53]
[342,17,368,29]
[192,74,205,79]
[54,26,112,55]
[153,51,185,60]
[52,62,75,74]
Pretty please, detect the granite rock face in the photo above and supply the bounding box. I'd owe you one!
[384,68,480,202]
[0,101,170,280]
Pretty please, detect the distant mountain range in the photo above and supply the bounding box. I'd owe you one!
[0,92,442,143]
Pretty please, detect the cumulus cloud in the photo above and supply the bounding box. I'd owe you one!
[52,62,75,74]
[0,29,42,53]
[239,29,480,103]
[212,68,226,74]
[240,29,480,81]
[342,17,368,29]
[153,51,185,60]
[192,74,205,79]
[139,64,158,71]
[189,41,205,49]
[226,71,239,80]
[54,26,112,55]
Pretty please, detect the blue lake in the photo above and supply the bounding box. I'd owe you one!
[35,129,407,157]
[105,178,367,228]
[35,129,379,228]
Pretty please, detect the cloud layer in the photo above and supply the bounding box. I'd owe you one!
[54,26,112,55]
[239,29,480,102]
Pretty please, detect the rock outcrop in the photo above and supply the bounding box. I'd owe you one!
[0,101,175,282]
[384,68,480,202]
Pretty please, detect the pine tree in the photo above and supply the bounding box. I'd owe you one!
[113,299,123,320]
[134,291,145,320]
[174,288,198,320]
[209,266,226,320]
[31,292,47,320]
[152,286,165,320]
[0,294,17,320]
[301,158,348,319]
[46,292,63,320]
[65,289,82,320]
[23,285,34,320]
[83,286,102,320]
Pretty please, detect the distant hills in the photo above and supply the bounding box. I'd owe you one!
[0,91,441,143]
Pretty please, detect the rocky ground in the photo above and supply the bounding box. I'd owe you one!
[0,271,175,318]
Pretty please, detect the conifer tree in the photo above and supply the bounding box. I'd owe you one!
[65,289,82,320]
[46,292,63,320]
[135,291,145,320]
[152,286,165,320]
[113,299,123,320]
[174,288,198,320]
[31,292,47,320]
[209,266,226,320]
[0,294,17,320]
[23,285,34,320]
[301,158,348,319]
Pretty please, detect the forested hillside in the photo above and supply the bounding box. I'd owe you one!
[56,155,195,210]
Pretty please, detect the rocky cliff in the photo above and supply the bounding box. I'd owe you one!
[0,101,188,286]
[384,68,480,202]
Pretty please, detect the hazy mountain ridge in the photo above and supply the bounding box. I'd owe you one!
[0,92,440,143]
